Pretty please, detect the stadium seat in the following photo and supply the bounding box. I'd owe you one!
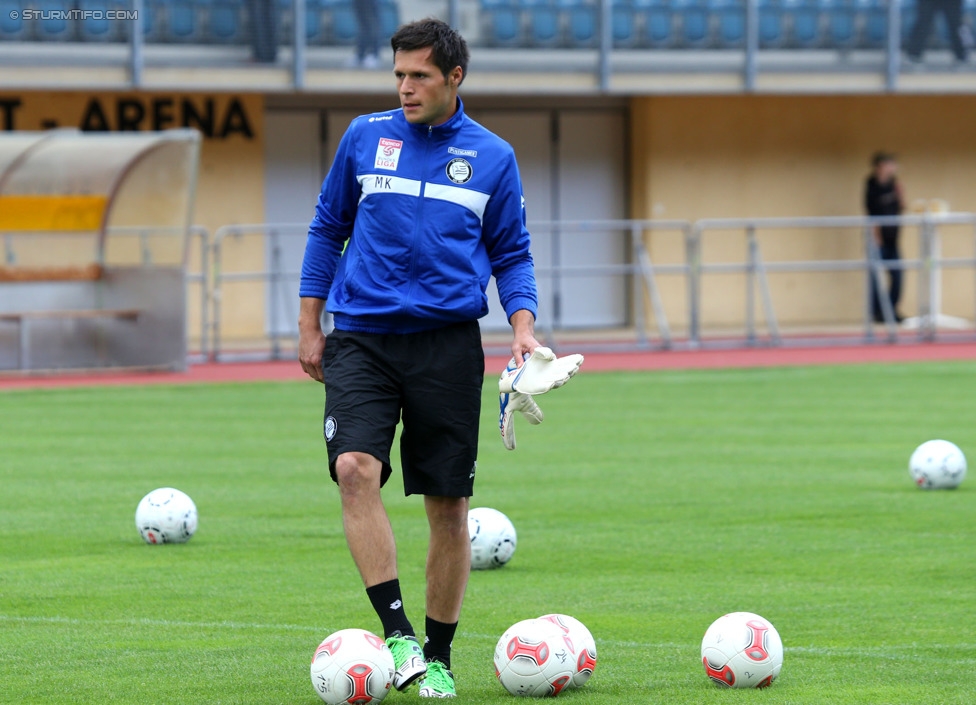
[635,0,674,47]
[524,0,562,46]
[900,0,917,43]
[165,0,204,41]
[378,0,398,39]
[610,0,638,47]
[276,0,326,46]
[758,0,786,47]
[480,0,523,46]
[326,0,357,44]
[0,0,31,39]
[673,0,709,47]
[821,0,856,47]
[205,0,247,43]
[559,0,599,48]
[77,0,123,42]
[713,0,746,48]
[786,0,822,47]
[35,0,74,41]
[856,0,887,49]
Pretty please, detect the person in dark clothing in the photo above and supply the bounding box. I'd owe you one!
[348,0,381,68]
[905,0,971,65]
[864,152,905,323]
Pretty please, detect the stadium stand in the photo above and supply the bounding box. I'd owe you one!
[0,0,970,53]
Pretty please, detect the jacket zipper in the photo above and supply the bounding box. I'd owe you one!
[402,124,434,313]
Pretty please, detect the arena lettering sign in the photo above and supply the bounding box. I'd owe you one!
[0,95,254,139]
[79,97,254,138]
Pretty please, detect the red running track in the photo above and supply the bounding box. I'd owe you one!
[2,342,975,391]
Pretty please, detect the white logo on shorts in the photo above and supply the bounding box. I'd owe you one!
[325,416,337,441]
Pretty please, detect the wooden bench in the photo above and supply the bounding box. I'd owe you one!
[0,266,141,370]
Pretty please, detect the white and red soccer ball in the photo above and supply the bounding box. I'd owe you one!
[537,613,597,688]
[310,628,395,704]
[701,611,783,689]
[135,487,198,544]
[494,617,592,697]
[909,439,967,489]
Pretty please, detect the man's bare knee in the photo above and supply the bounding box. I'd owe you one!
[335,453,381,496]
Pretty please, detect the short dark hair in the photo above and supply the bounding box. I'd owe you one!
[872,151,896,167]
[390,18,470,85]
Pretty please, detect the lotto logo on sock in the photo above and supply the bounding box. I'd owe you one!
[390,599,402,610]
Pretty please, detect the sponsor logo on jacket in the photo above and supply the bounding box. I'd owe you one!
[375,138,403,170]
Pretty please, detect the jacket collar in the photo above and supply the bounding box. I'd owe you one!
[400,97,465,137]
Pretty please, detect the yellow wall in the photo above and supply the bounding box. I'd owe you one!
[631,95,976,333]
[5,91,266,346]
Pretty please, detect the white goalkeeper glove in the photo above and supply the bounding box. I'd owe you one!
[497,348,584,450]
[499,388,544,451]
[498,346,584,396]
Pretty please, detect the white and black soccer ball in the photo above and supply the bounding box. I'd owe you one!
[135,487,198,544]
[468,506,517,570]
[310,628,395,705]
[909,439,967,489]
[701,612,783,689]
[538,613,597,688]
[494,618,575,697]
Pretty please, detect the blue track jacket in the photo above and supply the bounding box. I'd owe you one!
[299,98,538,334]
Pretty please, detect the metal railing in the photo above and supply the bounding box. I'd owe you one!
[207,212,976,360]
[211,222,308,362]
[690,213,976,345]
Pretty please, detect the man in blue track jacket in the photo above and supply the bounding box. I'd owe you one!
[298,18,541,698]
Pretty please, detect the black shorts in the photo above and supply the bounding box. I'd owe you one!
[320,320,485,497]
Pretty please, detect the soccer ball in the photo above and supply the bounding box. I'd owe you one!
[494,618,575,697]
[135,487,198,544]
[310,628,395,705]
[468,506,517,570]
[909,439,967,489]
[538,613,597,688]
[701,612,783,689]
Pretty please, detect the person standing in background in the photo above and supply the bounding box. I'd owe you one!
[347,0,382,68]
[864,152,905,323]
[905,0,971,66]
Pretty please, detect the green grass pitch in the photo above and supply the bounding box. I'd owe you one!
[2,360,975,704]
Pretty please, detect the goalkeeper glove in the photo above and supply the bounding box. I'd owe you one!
[498,346,584,396]
[499,389,544,451]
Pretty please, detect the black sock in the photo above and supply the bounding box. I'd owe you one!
[365,579,414,639]
[423,616,458,669]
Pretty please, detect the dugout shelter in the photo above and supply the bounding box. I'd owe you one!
[0,128,201,373]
